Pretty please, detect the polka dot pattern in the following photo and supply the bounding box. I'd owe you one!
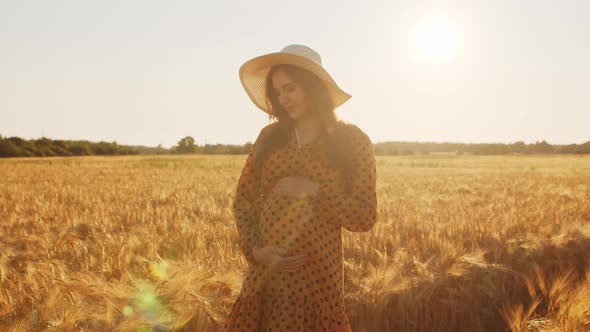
[224,121,379,331]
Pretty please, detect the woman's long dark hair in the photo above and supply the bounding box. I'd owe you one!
[252,64,353,172]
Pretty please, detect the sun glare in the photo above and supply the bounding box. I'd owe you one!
[414,17,459,62]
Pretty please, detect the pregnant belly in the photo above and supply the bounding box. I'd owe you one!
[258,194,315,249]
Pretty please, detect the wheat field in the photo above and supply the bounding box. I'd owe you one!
[0,154,589,331]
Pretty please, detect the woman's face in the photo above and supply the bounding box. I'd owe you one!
[271,68,307,121]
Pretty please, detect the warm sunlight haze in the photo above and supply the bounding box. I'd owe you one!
[414,16,460,63]
[1,1,589,146]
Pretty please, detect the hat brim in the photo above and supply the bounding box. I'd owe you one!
[239,52,352,115]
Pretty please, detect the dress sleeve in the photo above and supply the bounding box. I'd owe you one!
[232,127,268,266]
[314,125,379,232]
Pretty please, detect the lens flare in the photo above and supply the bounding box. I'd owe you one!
[148,259,171,280]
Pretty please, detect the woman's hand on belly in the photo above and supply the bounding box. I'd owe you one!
[272,176,319,198]
[252,246,310,272]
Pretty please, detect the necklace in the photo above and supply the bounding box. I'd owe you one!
[294,126,319,147]
[295,127,302,147]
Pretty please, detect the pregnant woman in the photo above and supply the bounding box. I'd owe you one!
[223,44,379,331]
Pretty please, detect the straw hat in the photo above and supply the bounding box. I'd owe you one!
[239,44,352,115]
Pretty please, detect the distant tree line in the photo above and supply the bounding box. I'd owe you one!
[0,134,139,157]
[372,140,590,155]
[172,136,251,155]
[1,134,589,158]
[171,136,590,156]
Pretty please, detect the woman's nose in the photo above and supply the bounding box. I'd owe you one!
[278,94,289,106]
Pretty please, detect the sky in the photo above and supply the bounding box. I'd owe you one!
[1,0,589,148]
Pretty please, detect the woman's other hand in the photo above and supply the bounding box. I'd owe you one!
[251,246,310,272]
[272,176,319,198]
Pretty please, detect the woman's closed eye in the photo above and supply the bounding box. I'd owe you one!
[275,86,295,97]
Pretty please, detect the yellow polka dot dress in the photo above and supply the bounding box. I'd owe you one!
[223,121,379,332]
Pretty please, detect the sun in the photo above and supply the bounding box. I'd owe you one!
[414,17,459,62]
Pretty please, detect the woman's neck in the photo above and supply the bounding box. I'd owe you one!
[293,115,319,144]
[294,115,317,133]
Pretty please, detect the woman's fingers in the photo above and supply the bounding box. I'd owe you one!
[273,177,296,194]
[281,265,303,272]
[274,183,291,195]
[272,179,286,193]
[269,247,289,256]
[281,253,307,262]
[273,176,311,197]
[277,254,309,271]
[261,246,311,271]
